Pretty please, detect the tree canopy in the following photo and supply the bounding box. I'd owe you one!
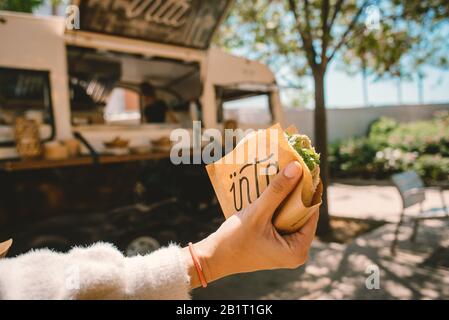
[0,0,44,13]
[216,0,449,85]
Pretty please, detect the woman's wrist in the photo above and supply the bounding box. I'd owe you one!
[182,235,228,289]
[182,240,215,289]
[182,246,202,288]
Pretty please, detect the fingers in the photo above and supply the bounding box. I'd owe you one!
[255,161,303,218]
[280,208,319,269]
[298,209,320,245]
[286,208,320,248]
[278,209,320,269]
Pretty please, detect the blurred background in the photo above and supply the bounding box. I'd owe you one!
[0,0,448,299]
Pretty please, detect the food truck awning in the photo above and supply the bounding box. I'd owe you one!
[73,0,233,50]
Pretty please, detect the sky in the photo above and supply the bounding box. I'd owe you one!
[227,65,449,110]
[226,61,449,109]
[322,65,449,109]
[225,38,449,109]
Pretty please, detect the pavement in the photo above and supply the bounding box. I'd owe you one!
[328,183,449,222]
[193,184,449,300]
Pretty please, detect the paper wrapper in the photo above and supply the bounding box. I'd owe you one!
[206,123,322,234]
[0,239,12,259]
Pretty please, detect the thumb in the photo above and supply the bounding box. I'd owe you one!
[255,161,303,218]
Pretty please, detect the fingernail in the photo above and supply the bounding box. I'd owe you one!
[284,161,301,179]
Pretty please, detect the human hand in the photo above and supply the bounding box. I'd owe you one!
[184,161,320,288]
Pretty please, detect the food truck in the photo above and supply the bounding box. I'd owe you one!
[0,0,285,254]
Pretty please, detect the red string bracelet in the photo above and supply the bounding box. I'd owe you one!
[188,242,207,288]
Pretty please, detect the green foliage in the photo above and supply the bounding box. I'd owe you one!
[0,0,44,13]
[340,1,449,82]
[214,0,311,85]
[414,155,449,182]
[329,137,378,177]
[370,114,449,155]
[217,1,449,86]
[368,116,398,147]
[330,112,449,183]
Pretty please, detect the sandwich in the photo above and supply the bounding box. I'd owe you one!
[271,128,322,233]
[206,123,322,234]
[286,132,321,198]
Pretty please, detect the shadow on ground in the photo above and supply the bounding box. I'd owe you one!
[193,219,449,300]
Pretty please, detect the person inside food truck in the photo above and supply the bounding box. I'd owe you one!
[140,82,179,124]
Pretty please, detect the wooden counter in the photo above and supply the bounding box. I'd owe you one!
[0,152,171,172]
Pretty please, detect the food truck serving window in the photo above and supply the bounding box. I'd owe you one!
[216,86,274,125]
[104,87,142,125]
[0,67,54,145]
[67,46,202,127]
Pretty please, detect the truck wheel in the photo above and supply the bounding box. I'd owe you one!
[125,236,160,257]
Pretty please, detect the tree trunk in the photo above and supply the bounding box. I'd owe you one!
[417,72,424,104]
[313,68,331,236]
[397,77,403,105]
[362,65,369,107]
[51,2,59,16]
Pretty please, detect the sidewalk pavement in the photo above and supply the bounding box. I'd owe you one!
[329,184,449,222]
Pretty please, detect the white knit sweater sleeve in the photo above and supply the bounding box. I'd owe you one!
[0,242,191,300]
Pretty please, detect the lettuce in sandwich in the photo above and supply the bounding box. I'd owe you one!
[286,133,321,193]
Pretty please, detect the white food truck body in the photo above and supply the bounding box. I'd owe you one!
[0,1,283,160]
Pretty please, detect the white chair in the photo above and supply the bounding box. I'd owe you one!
[391,171,448,254]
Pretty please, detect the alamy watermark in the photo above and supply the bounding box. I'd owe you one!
[365,5,381,31]
[65,5,80,30]
[365,264,380,290]
[169,121,279,170]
